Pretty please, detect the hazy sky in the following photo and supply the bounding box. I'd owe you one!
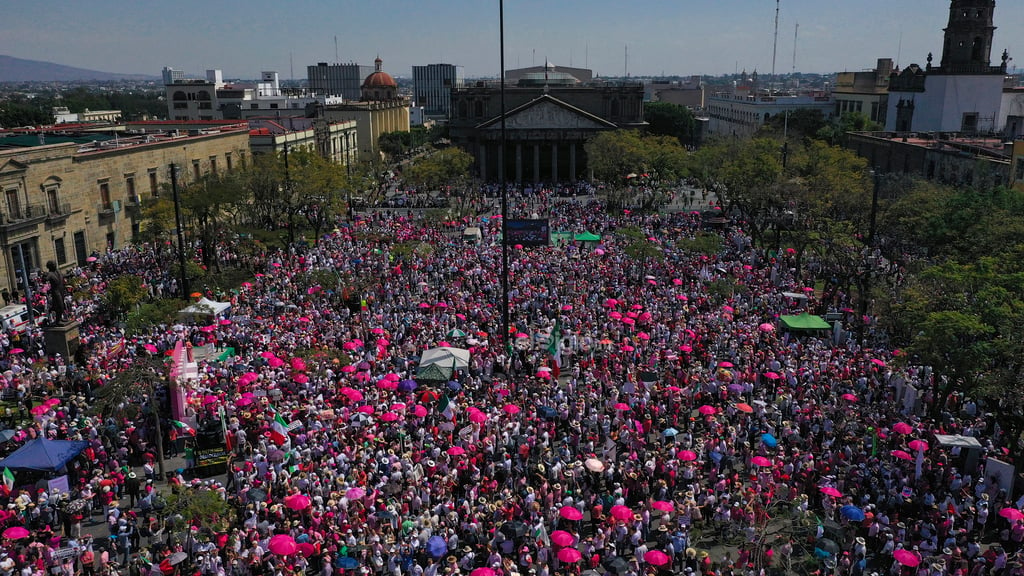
[3,0,1023,79]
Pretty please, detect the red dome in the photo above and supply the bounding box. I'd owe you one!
[363,71,397,88]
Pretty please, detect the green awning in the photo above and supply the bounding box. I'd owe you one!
[779,313,831,331]
[415,363,452,381]
[574,232,601,242]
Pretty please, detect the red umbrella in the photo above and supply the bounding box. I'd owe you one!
[908,439,929,452]
[697,405,716,415]
[679,450,698,462]
[284,494,311,511]
[820,486,843,498]
[297,543,316,558]
[750,456,772,467]
[268,534,298,556]
[559,506,583,521]
[651,501,674,512]
[644,550,671,566]
[610,505,634,522]
[892,422,913,435]
[557,548,582,563]
[735,403,753,413]
[893,549,920,567]
[550,530,575,547]
[890,450,913,461]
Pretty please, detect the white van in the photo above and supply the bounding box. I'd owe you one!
[0,304,36,334]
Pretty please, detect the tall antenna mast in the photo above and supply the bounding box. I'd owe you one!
[586,42,589,69]
[290,52,294,82]
[625,44,628,77]
[334,36,339,62]
[896,30,903,67]
[792,22,799,76]
[771,0,780,94]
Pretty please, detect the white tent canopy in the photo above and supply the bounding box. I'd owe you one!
[418,346,471,370]
[178,297,231,321]
[934,434,984,449]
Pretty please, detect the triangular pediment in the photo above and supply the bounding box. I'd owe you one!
[0,158,29,175]
[478,94,617,131]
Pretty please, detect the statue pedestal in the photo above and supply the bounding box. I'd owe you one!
[43,321,80,359]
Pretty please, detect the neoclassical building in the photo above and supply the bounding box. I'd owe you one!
[448,64,646,182]
[320,58,410,161]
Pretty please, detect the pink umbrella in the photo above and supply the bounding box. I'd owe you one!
[144,344,158,354]
[840,393,857,402]
[557,548,582,563]
[297,542,316,558]
[890,450,913,461]
[447,446,466,456]
[502,404,521,415]
[284,494,311,511]
[340,365,357,373]
[613,403,631,411]
[679,450,698,462]
[610,505,634,522]
[437,341,452,347]
[370,327,386,335]
[870,358,886,367]
[550,530,575,547]
[651,501,674,512]
[30,404,49,416]
[608,311,623,320]
[411,405,428,418]
[758,323,775,332]
[468,411,487,423]
[644,550,671,567]
[697,405,716,416]
[291,358,307,371]
[908,439,929,452]
[380,412,399,422]
[594,248,605,256]
[892,422,913,435]
[294,374,309,384]
[390,402,406,410]
[3,526,29,539]
[820,486,843,498]
[470,569,496,576]
[672,278,683,285]
[235,397,254,407]
[268,534,298,556]
[750,456,772,467]
[356,405,374,414]
[536,371,552,379]
[718,361,734,368]
[377,380,397,390]
[1000,508,1024,521]
[559,506,583,521]
[267,357,284,367]
[345,487,365,500]
[341,388,363,402]
[763,371,780,380]
[561,305,573,311]
[893,549,920,567]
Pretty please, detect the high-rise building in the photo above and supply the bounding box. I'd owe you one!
[162,67,185,84]
[412,63,465,120]
[307,62,373,101]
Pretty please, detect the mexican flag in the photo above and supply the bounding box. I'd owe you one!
[269,412,289,446]
[170,420,196,436]
[2,468,13,490]
[547,319,563,377]
[437,395,455,420]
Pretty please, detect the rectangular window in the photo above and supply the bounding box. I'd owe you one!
[209,156,218,175]
[192,161,201,180]
[5,189,20,220]
[99,182,111,208]
[149,170,159,196]
[73,231,87,266]
[225,153,233,171]
[270,103,279,109]
[125,176,136,201]
[46,187,60,214]
[54,238,67,266]
[961,113,979,133]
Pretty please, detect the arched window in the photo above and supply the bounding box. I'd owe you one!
[197,90,211,101]
[173,91,187,101]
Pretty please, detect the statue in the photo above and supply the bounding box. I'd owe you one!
[44,261,66,325]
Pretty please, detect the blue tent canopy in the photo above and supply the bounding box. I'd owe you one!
[0,438,88,472]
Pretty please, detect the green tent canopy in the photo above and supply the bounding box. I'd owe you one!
[574,232,601,242]
[779,313,831,331]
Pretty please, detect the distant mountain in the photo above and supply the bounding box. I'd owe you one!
[0,55,157,82]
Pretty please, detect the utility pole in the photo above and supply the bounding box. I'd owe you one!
[169,164,189,299]
[499,0,511,359]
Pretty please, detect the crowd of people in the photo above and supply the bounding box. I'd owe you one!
[0,186,1019,576]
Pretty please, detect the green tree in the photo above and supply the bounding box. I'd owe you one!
[405,147,473,191]
[644,102,698,146]
[102,275,148,321]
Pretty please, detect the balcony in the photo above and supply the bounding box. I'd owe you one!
[97,200,121,220]
[46,202,73,224]
[0,204,47,232]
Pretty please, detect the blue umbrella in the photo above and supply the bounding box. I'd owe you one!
[398,379,418,392]
[761,433,778,448]
[663,428,679,437]
[426,535,448,558]
[446,380,462,392]
[336,557,359,570]
[840,505,866,522]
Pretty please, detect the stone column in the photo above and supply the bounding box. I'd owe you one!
[551,143,559,182]
[569,142,577,182]
[515,142,523,183]
[533,144,541,184]
[479,143,487,181]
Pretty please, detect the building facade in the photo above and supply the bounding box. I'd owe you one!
[412,63,465,120]
[448,70,645,182]
[1011,140,1024,191]
[884,0,1010,133]
[167,69,342,121]
[247,117,358,165]
[0,124,250,292]
[833,58,893,125]
[847,131,1011,189]
[646,77,705,109]
[706,91,834,138]
[307,62,373,101]
[320,58,410,161]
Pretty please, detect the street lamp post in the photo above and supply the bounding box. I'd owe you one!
[499,0,511,358]
[169,163,189,299]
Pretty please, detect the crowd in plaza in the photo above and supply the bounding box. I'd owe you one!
[0,185,1019,576]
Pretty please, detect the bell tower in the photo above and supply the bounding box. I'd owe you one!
[940,0,996,72]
